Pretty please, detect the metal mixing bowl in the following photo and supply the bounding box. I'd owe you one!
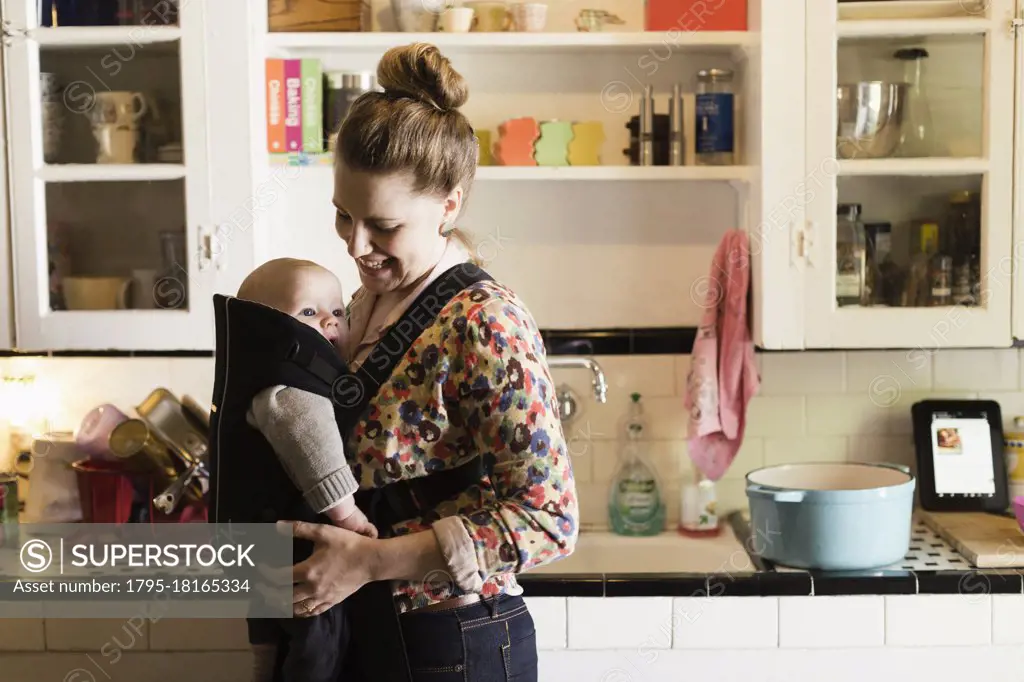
[836,82,907,159]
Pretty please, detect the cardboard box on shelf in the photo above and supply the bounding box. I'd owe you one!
[645,0,747,32]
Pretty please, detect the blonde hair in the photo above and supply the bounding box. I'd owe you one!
[237,258,326,307]
[334,43,479,264]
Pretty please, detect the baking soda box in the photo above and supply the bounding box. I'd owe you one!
[283,59,303,153]
[265,59,285,153]
[300,59,323,154]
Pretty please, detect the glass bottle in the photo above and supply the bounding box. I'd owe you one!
[608,392,665,537]
[864,222,892,306]
[894,48,938,158]
[948,190,977,306]
[155,230,188,310]
[836,203,866,307]
[907,222,938,307]
[928,220,953,306]
[695,68,735,166]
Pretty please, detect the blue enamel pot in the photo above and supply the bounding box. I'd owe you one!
[745,462,916,571]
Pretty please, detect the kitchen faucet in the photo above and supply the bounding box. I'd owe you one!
[547,356,608,404]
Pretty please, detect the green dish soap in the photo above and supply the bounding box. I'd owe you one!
[608,392,666,536]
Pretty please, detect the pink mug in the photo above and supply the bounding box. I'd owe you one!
[76,404,129,458]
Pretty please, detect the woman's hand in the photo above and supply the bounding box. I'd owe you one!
[282,520,381,617]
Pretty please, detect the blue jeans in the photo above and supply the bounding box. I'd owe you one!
[399,595,539,682]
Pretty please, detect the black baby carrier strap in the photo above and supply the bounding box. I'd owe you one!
[340,263,494,682]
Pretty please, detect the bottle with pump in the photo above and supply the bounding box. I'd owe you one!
[608,392,665,536]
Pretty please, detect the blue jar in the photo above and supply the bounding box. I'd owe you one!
[695,68,735,165]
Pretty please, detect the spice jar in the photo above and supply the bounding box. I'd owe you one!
[695,68,735,166]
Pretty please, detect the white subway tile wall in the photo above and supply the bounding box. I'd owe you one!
[672,596,779,649]
[2,595,1024,679]
[778,596,885,648]
[885,594,992,647]
[7,347,1024,529]
[991,594,1024,645]
[567,597,674,650]
[524,597,568,650]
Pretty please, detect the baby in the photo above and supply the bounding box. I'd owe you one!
[235,257,373,682]
[236,257,373,535]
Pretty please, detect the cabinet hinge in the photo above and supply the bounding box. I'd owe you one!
[197,225,213,272]
[1011,16,1024,37]
[1,21,26,45]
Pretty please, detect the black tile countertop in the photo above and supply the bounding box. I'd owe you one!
[518,568,1024,598]
[518,512,1024,598]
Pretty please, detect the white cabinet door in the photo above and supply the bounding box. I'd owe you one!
[748,0,807,349]
[1013,0,1024,340]
[803,0,1017,349]
[5,0,214,350]
[0,42,13,351]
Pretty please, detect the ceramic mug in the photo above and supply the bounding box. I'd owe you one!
[438,7,474,31]
[89,91,147,126]
[466,1,511,31]
[511,2,546,31]
[392,0,438,31]
[62,276,131,310]
[93,124,138,164]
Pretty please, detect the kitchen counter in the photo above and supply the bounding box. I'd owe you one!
[519,514,1024,599]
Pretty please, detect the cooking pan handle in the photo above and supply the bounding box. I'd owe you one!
[746,484,805,503]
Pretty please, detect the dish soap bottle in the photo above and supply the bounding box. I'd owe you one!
[609,392,665,536]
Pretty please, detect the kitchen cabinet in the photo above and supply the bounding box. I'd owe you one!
[251,0,808,345]
[799,0,1020,349]
[0,42,13,351]
[0,0,255,351]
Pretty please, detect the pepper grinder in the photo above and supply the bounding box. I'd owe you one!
[639,85,654,167]
[669,84,684,166]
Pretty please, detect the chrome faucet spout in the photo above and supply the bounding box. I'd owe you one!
[547,356,608,403]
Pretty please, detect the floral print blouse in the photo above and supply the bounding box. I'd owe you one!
[345,278,578,613]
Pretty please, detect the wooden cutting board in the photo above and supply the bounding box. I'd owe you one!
[919,511,1024,568]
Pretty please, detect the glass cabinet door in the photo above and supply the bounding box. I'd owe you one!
[4,0,214,350]
[803,0,1016,348]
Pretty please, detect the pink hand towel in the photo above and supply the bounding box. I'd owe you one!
[684,229,760,481]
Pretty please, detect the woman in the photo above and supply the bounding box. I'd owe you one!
[282,43,578,681]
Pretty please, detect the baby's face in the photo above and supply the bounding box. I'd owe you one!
[281,267,348,348]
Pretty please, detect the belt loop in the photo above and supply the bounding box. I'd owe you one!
[486,595,500,619]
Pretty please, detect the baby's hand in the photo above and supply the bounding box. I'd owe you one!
[336,507,378,538]
[325,497,378,538]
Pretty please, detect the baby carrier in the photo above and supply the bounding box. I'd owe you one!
[208,262,494,682]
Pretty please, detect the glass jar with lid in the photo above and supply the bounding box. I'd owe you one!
[695,68,735,166]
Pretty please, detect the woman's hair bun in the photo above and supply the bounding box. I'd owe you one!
[377,42,469,112]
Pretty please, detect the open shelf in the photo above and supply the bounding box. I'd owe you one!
[264,31,756,54]
[267,155,752,181]
[39,164,187,182]
[29,26,181,48]
[838,158,988,177]
[475,165,754,181]
[836,16,993,38]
